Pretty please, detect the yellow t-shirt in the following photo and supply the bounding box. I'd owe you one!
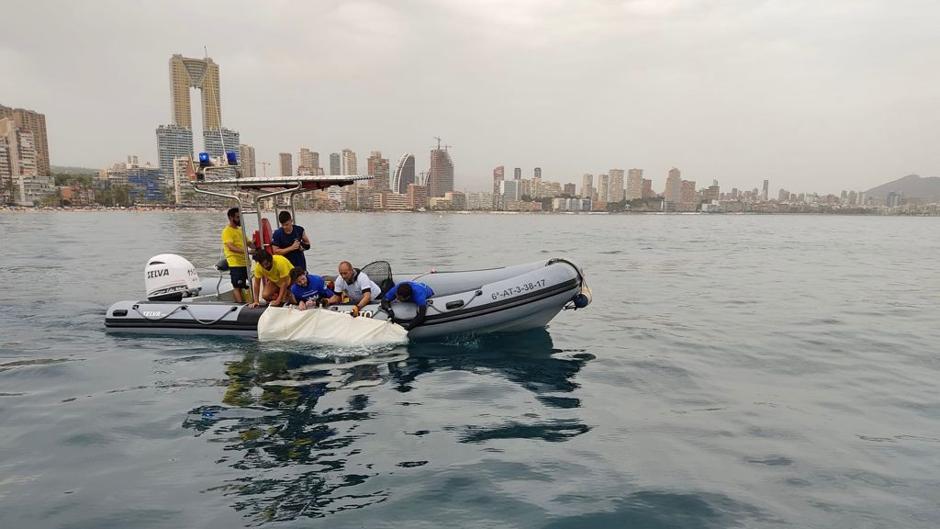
[253,254,293,284]
[221,226,248,267]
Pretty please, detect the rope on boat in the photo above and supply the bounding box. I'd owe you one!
[132,304,240,325]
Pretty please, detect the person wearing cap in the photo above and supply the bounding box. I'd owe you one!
[289,267,334,310]
[381,281,435,330]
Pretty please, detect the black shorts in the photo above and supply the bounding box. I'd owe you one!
[230,266,248,289]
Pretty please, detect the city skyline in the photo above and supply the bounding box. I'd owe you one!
[3,1,940,194]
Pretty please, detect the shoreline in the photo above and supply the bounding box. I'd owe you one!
[1,206,936,216]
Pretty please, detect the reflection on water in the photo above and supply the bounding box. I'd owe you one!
[183,330,593,523]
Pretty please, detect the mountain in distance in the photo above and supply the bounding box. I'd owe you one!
[51,165,98,175]
[865,174,940,201]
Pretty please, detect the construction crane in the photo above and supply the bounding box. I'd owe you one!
[432,136,453,151]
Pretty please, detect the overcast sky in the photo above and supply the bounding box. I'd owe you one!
[3,0,939,193]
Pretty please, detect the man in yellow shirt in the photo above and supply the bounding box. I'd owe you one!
[250,250,295,307]
[221,207,253,302]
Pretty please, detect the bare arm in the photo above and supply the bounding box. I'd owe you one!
[250,277,262,307]
[357,290,372,309]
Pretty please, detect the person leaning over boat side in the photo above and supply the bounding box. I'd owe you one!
[271,211,310,271]
[221,207,254,303]
[289,267,334,310]
[249,251,295,308]
[381,281,435,330]
[326,261,382,317]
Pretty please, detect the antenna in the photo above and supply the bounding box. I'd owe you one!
[433,136,442,150]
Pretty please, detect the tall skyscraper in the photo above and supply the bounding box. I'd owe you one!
[598,174,610,203]
[534,167,542,179]
[0,105,50,176]
[158,54,237,182]
[642,178,653,198]
[680,180,697,210]
[608,169,624,202]
[626,168,643,200]
[279,153,292,176]
[341,149,357,175]
[329,153,341,175]
[0,117,37,204]
[156,124,193,186]
[238,144,256,178]
[492,165,505,210]
[393,153,416,194]
[563,183,576,196]
[427,144,454,198]
[367,150,390,190]
[169,54,221,131]
[513,167,522,180]
[762,179,769,201]
[581,173,593,199]
[299,148,319,175]
[664,167,682,205]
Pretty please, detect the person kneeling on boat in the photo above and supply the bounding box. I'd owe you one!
[250,251,295,308]
[326,261,382,317]
[381,281,435,330]
[289,267,334,310]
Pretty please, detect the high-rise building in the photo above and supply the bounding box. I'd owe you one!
[534,167,542,179]
[513,167,522,180]
[156,124,193,185]
[298,148,319,175]
[642,178,653,198]
[158,54,238,181]
[427,145,454,198]
[608,169,624,202]
[407,183,428,210]
[367,150,390,191]
[581,173,593,199]
[202,127,239,158]
[626,169,643,200]
[664,168,682,206]
[393,153,416,194]
[169,54,221,131]
[762,179,769,201]
[563,183,576,196]
[329,153,341,175]
[492,166,505,209]
[341,148,357,175]
[238,144,256,178]
[279,153,292,176]
[500,179,520,202]
[597,174,610,203]
[680,180,697,210]
[0,117,40,204]
[0,105,50,176]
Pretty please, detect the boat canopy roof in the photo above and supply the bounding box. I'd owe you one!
[199,174,372,191]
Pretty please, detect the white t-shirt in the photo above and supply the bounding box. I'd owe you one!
[333,270,382,303]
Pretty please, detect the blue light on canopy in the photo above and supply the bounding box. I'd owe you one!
[226,151,238,166]
[198,152,211,167]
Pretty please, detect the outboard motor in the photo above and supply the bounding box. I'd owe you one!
[145,254,201,301]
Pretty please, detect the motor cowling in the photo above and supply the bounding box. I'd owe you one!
[145,254,201,301]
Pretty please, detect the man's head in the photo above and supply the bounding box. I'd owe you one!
[395,282,413,302]
[227,207,241,227]
[253,250,273,270]
[338,261,355,283]
[290,267,307,287]
[278,211,293,230]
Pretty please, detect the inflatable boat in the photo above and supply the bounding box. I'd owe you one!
[105,257,590,340]
[104,162,590,340]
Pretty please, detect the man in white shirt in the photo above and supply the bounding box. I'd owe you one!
[327,261,382,317]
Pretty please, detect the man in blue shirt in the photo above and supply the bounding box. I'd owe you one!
[289,267,334,310]
[271,211,310,271]
[382,281,434,330]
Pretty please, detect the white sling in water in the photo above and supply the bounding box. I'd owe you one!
[257,306,409,346]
